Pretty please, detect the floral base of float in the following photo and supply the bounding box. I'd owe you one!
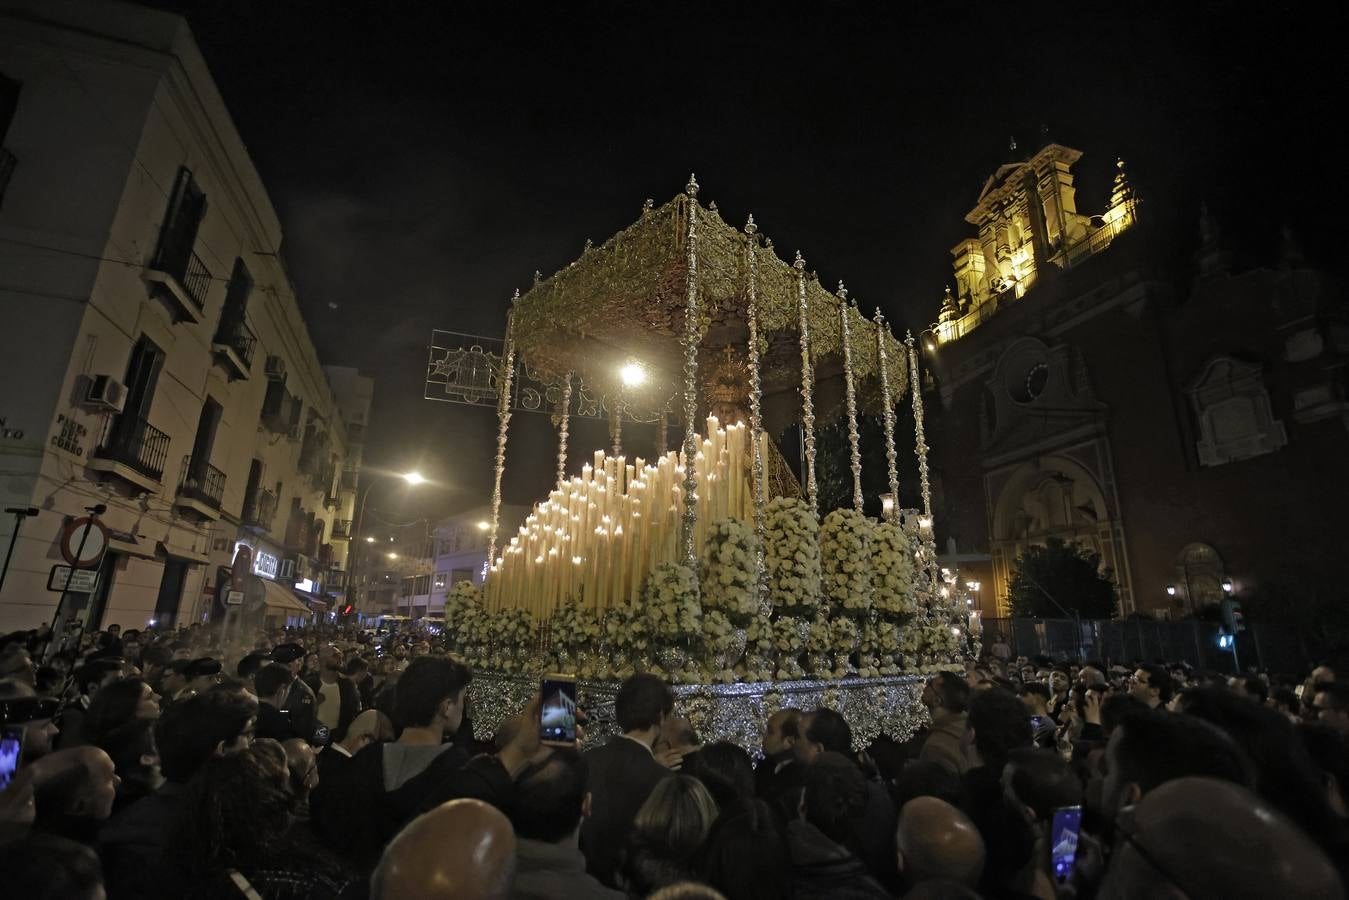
[467,670,929,755]
[442,501,978,748]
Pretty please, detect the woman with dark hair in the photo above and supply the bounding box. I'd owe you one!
[618,775,718,896]
[94,717,164,814]
[81,676,160,746]
[682,741,755,809]
[696,797,790,900]
[787,753,889,900]
[173,741,355,899]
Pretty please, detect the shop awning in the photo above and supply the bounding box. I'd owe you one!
[261,579,312,616]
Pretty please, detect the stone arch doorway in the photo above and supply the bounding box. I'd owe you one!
[988,454,1132,615]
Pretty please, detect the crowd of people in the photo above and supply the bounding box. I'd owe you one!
[1,617,1346,899]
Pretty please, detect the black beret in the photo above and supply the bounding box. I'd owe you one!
[0,695,61,724]
[184,657,222,678]
[270,643,307,664]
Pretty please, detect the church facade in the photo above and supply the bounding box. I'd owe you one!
[925,143,1347,619]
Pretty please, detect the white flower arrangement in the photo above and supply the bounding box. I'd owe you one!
[549,597,603,651]
[820,509,874,617]
[642,563,702,641]
[770,615,807,679]
[829,615,860,654]
[604,602,651,656]
[442,580,481,646]
[485,607,537,671]
[870,521,917,618]
[764,498,822,615]
[701,517,760,626]
[806,613,834,654]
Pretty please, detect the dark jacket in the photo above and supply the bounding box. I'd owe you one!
[98,781,191,900]
[758,756,807,822]
[512,838,625,900]
[918,711,969,774]
[304,673,360,742]
[755,748,799,799]
[319,740,515,873]
[579,735,672,887]
[786,819,890,900]
[283,676,317,744]
[256,701,303,743]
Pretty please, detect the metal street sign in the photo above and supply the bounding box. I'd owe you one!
[226,590,245,607]
[60,516,108,568]
[47,565,99,594]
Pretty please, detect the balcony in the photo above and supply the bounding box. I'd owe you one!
[212,318,256,381]
[144,250,211,324]
[174,455,226,521]
[332,519,353,541]
[89,416,170,492]
[242,487,278,532]
[341,466,359,491]
[0,148,15,210]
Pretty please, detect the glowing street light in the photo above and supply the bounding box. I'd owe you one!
[402,471,426,485]
[619,361,647,388]
[365,536,375,543]
[387,552,398,560]
[1166,584,1177,597]
[476,521,491,531]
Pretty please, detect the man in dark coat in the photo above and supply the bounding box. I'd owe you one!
[579,673,675,887]
[270,642,316,743]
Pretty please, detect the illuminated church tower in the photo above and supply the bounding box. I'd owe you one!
[937,143,1136,343]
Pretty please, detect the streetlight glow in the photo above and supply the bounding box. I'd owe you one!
[476,521,490,531]
[402,471,426,485]
[619,361,646,387]
[387,552,398,560]
[365,536,375,543]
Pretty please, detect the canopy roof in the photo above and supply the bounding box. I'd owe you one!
[509,189,909,429]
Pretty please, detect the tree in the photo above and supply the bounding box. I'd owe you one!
[1008,537,1117,619]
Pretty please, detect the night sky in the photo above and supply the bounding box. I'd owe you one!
[155,0,1337,523]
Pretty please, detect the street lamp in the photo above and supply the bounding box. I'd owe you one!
[1166,584,1177,597]
[349,470,427,616]
[1221,578,1233,594]
[387,552,398,560]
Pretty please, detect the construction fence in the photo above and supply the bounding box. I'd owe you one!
[978,617,1327,676]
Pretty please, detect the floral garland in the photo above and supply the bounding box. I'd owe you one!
[701,517,760,626]
[859,614,902,678]
[820,508,873,617]
[604,602,651,667]
[642,563,702,641]
[763,497,822,615]
[870,520,916,618]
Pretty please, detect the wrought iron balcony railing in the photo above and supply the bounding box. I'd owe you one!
[177,455,226,510]
[96,416,170,482]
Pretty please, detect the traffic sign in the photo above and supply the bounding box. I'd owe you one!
[60,516,108,568]
[47,565,99,594]
[226,590,245,606]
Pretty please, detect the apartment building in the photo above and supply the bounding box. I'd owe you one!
[0,0,371,634]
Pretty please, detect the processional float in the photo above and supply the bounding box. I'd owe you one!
[449,176,972,750]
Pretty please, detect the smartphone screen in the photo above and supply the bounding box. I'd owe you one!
[0,725,23,791]
[540,675,578,746]
[1050,805,1082,882]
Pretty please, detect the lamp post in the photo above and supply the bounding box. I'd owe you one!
[0,506,40,597]
[349,471,424,617]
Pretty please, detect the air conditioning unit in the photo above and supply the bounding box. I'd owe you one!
[278,558,295,580]
[265,356,287,381]
[84,375,128,413]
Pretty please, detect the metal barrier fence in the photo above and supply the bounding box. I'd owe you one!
[979,617,1324,676]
